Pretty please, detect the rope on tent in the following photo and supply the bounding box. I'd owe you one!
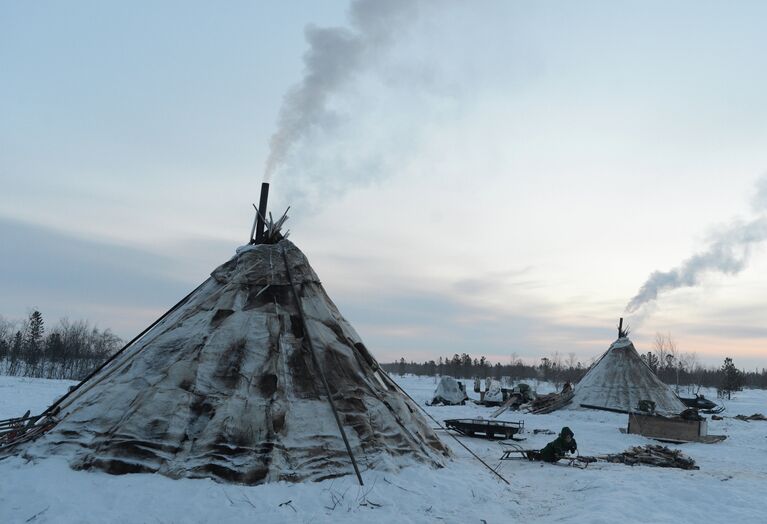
[281,245,364,486]
[0,279,211,452]
[44,278,211,416]
[308,309,439,462]
[377,368,511,486]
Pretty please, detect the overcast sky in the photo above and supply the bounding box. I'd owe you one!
[2,1,767,368]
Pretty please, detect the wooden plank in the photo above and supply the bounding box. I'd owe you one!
[697,435,727,443]
[628,413,703,442]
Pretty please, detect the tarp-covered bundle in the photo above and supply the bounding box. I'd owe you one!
[431,377,468,405]
[19,240,449,484]
[482,380,505,405]
[569,337,686,414]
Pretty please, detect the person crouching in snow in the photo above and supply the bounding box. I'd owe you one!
[528,426,577,462]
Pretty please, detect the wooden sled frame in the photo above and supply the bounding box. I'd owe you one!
[444,418,524,440]
[498,443,590,468]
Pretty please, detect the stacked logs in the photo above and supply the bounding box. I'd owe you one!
[522,390,574,415]
[600,445,698,470]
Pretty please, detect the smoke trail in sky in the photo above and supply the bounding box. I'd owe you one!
[626,175,767,313]
[263,0,417,182]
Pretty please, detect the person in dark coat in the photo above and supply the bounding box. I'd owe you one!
[528,426,577,463]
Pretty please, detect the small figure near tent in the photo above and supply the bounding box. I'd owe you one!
[528,427,577,463]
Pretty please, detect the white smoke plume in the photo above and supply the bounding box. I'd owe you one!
[263,0,418,182]
[626,175,767,313]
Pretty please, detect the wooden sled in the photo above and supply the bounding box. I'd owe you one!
[0,410,58,451]
[499,443,591,468]
[444,418,524,440]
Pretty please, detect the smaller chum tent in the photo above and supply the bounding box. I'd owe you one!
[569,337,686,414]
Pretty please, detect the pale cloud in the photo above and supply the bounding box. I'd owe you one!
[0,217,192,332]
[2,1,767,367]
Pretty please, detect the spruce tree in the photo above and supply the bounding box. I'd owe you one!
[25,310,44,351]
[25,310,45,372]
[719,357,743,400]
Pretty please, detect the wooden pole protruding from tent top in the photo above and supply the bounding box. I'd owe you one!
[618,317,623,338]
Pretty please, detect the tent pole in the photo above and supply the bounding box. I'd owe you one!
[281,245,364,486]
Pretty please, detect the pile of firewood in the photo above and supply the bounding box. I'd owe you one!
[522,390,574,414]
[600,445,698,470]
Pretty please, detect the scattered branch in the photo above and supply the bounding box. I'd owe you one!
[25,506,49,523]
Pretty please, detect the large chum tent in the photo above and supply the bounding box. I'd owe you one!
[568,336,686,414]
[7,237,449,484]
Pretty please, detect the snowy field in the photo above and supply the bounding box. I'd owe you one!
[1,374,765,524]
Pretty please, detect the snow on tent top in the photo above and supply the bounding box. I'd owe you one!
[18,240,450,484]
[568,337,686,414]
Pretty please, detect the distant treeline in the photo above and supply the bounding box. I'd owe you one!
[381,334,765,392]
[2,311,762,394]
[0,310,122,380]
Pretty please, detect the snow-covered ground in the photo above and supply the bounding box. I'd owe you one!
[1,374,765,523]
